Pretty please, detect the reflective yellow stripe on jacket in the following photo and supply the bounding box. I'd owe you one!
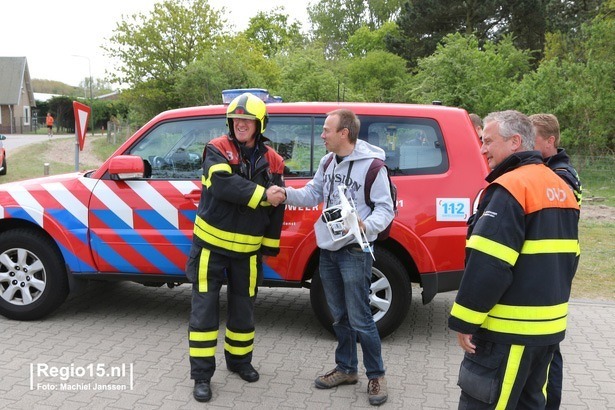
[261,236,280,249]
[194,216,263,253]
[202,163,265,210]
[451,302,569,336]
[202,163,232,188]
[467,236,580,265]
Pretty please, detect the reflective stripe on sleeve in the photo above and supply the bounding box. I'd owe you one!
[261,237,280,249]
[450,302,488,325]
[521,239,580,255]
[467,235,519,266]
[203,163,232,188]
[248,185,266,209]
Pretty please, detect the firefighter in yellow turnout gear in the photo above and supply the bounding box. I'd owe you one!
[448,111,580,409]
[187,93,286,402]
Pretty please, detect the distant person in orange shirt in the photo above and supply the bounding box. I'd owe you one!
[46,113,54,138]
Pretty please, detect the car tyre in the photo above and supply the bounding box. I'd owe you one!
[309,246,411,338]
[0,229,69,320]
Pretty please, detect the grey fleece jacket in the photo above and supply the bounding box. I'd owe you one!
[285,139,395,251]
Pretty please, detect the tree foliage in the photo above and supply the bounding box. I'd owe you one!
[104,0,226,86]
[343,21,399,57]
[274,45,341,102]
[506,7,615,154]
[308,0,403,56]
[102,0,226,120]
[409,34,532,114]
[344,50,409,102]
[244,7,305,58]
[546,0,604,33]
[387,0,604,68]
[173,35,281,107]
[386,0,505,68]
[98,0,613,153]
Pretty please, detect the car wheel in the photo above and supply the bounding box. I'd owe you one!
[0,229,69,320]
[0,157,6,175]
[309,247,411,338]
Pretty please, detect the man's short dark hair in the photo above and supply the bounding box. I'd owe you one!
[327,109,360,143]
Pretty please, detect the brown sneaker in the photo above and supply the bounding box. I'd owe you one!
[367,376,388,406]
[314,368,359,389]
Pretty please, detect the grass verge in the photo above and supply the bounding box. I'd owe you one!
[4,137,119,183]
[572,219,615,301]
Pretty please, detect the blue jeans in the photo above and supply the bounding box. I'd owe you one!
[319,247,385,379]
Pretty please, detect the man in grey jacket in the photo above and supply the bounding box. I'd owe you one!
[278,109,394,406]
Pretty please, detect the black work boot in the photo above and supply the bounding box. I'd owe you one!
[227,363,259,382]
[193,380,212,402]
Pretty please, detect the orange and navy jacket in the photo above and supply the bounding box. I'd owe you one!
[192,134,285,258]
[449,151,580,346]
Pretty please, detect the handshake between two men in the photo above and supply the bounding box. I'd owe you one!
[265,185,286,207]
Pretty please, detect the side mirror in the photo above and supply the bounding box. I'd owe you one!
[108,155,145,180]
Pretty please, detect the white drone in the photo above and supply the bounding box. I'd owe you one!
[321,185,375,260]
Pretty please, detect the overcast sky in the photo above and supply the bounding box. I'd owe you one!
[2,0,312,87]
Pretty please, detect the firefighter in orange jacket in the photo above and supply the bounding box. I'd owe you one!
[187,93,286,403]
[449,110,580,409]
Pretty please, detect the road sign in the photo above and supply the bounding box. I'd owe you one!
[73,101,91,151]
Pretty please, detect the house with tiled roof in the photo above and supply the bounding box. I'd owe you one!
[0,57,36,134]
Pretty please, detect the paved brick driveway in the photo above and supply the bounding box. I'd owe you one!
[1,282,614,409]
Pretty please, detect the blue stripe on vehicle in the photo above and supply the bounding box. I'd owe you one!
[90,231,138,272]
[180,209,197,222]
[4,209,95,273]
[90,210,183,274]
[262,263,282,280]
[155,230,192,255]
[91,209,133,230]
[47,209,88,242]
[56,241,96,272]
[6,208,38,225]
[47,209,89,231]
[134,209,179,231]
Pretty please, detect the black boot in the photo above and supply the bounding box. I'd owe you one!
[227,363,259,382]
[193,380,212,402]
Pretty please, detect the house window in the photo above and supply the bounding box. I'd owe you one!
[23,106,31,125]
